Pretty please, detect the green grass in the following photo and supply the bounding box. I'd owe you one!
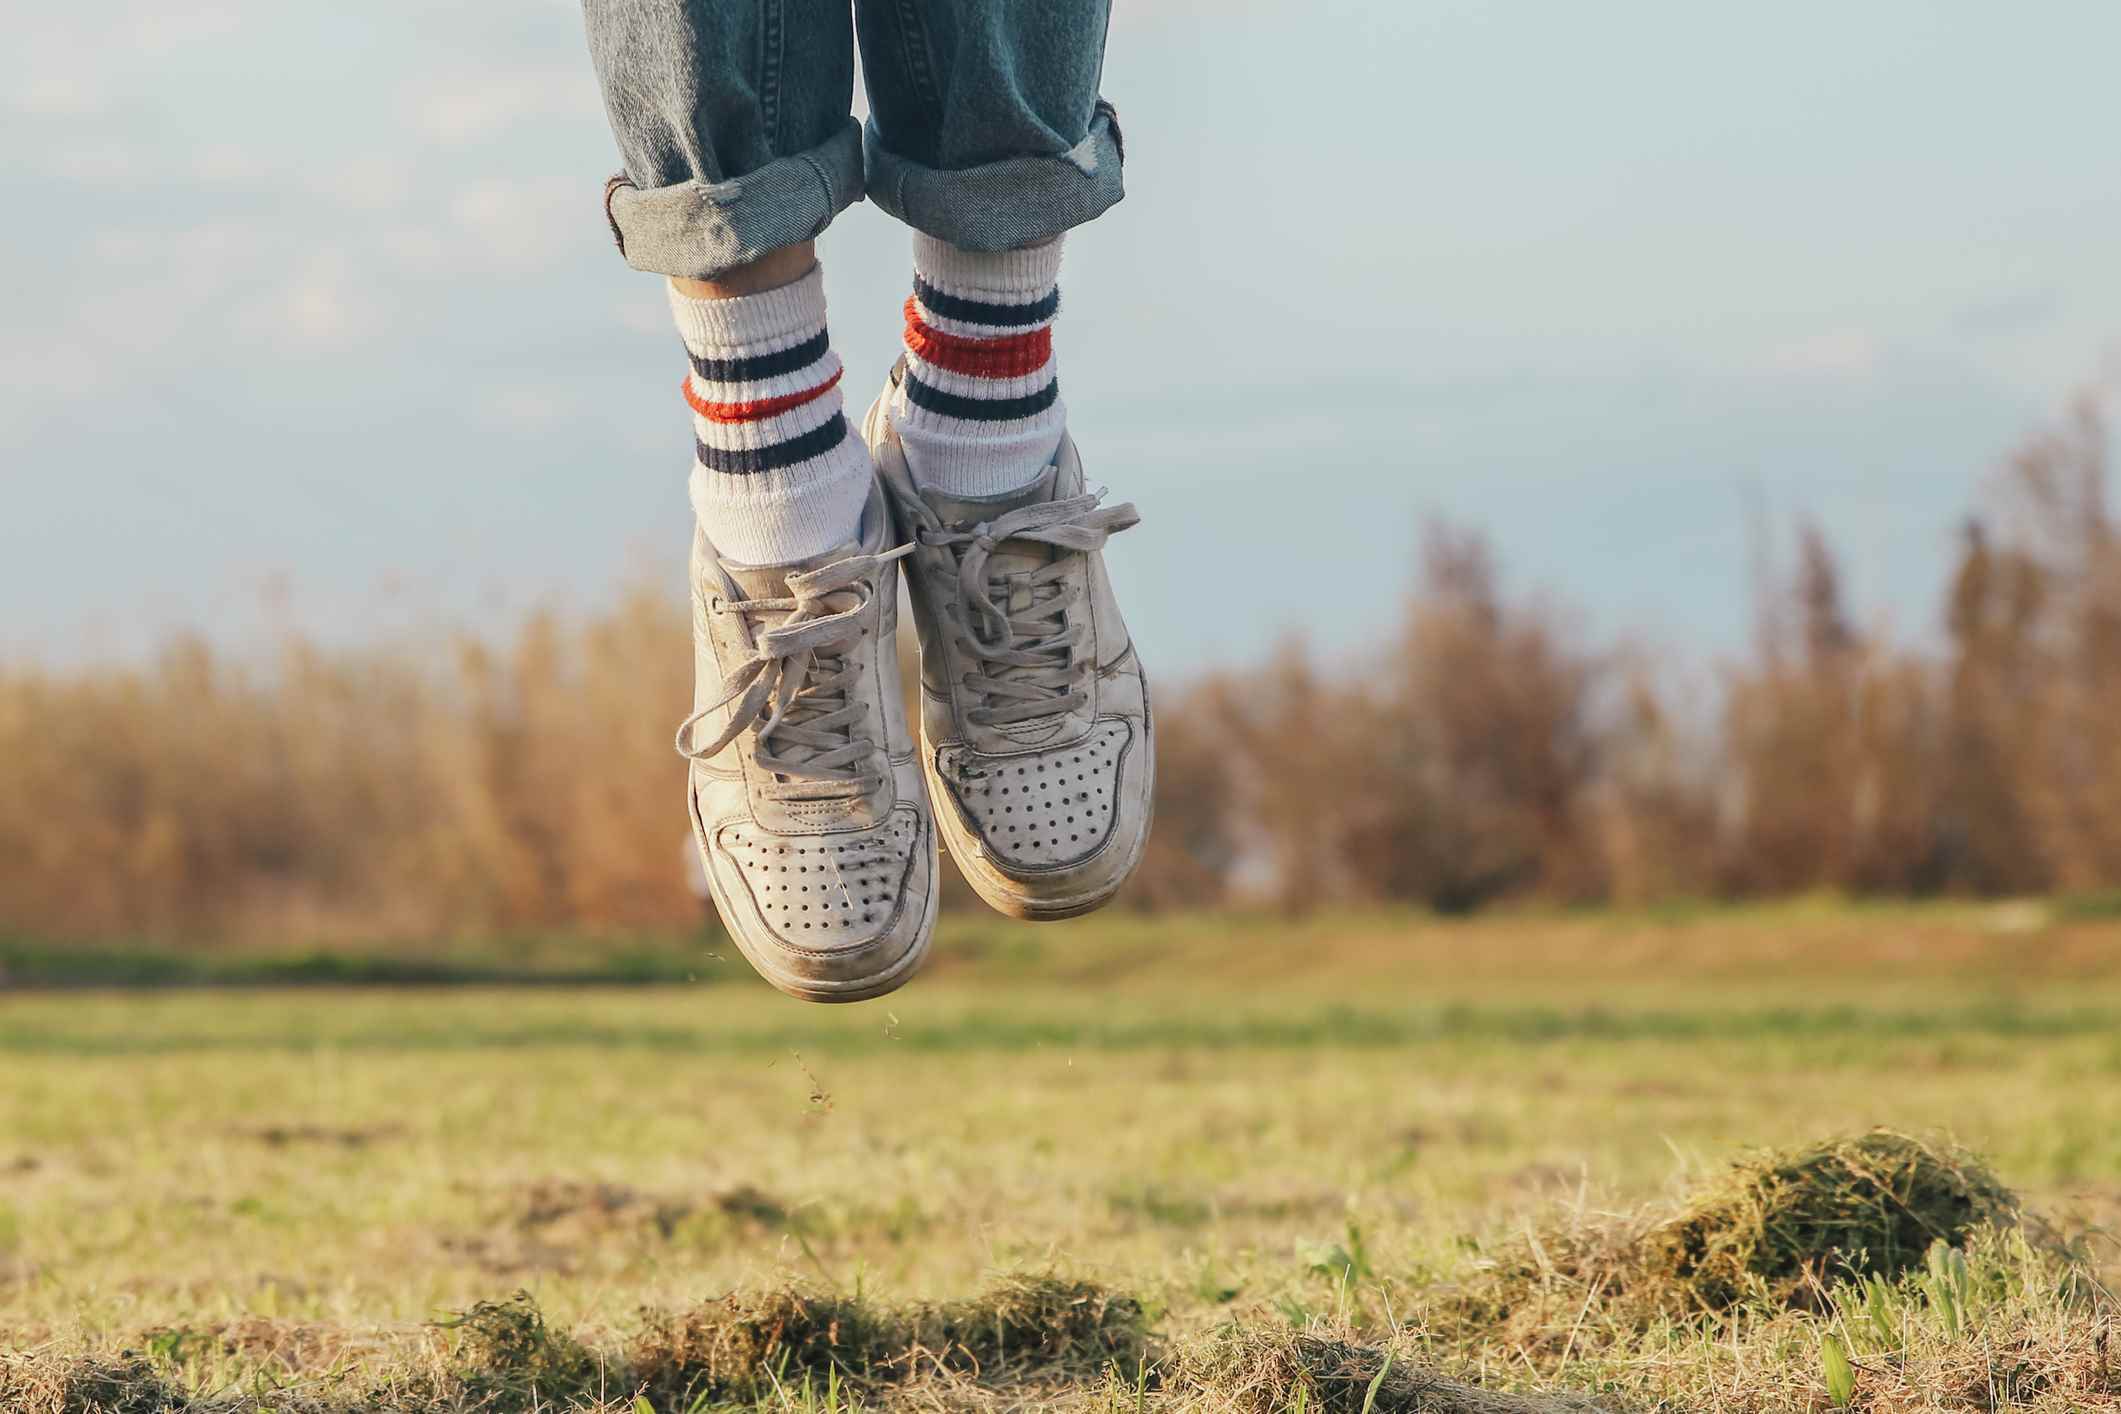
[3,905,2120,1410]
[0,931,729,989]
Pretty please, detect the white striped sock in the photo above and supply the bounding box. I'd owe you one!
[669,265,872,566]
[890,235,1067,499]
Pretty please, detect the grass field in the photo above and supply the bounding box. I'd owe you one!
[4,903,2121,1411]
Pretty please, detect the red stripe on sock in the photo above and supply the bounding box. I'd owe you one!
[682,367,842,423]
[902,298,1053,379]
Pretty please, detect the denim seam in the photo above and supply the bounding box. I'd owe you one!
[602,173,632,257]
[797,151,836,233]
[760,0,786,151]
[891,165,913,228]
[889,0,943,113]
[1096,99,1123,162]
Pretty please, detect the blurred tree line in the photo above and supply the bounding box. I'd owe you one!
[2,401,2115,944]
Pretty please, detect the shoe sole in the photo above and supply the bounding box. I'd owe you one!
[692,792,939,1004]
[923,707,1156,922]
[706,860,938,1002]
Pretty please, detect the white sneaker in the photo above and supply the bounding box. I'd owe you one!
[676,476,937,1000]
[863,370,1154,920]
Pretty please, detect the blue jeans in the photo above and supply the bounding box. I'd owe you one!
[583,0,1123,279]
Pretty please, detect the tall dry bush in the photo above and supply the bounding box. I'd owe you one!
[1936,519,2051,891]
[1719,523,1948,895]
[1120,679,1241,910]
[1982,399,2121,888]
[1347,524,1610,910]
[1710,397,2118,899]
[0,586,696,943]
[1590,663,1721,904]
[1199,524,1613,913]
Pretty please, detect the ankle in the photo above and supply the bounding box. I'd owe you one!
[670,240,816,300]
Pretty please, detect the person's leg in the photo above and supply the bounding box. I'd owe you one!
[587,0,861,281]
[852,0,1152,921]
[581,2,938,1002]
[585,0,872,568]
[853,0,1123,252]
[856,0,1117,497]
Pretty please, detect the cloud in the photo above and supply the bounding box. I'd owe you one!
[190,145,272,186]
[6,0,252,114]
[1764,329,1882,381]
[66,224,274,358]
[124,5,242,56]
[446,177,584,275]
[41,141,141,183]
[325,156,416,212]
[232,247,391,353]
[0,343,98,445]
[479,383,587,430]
[11,73,107,117]
[1954,289,2061,338]
[403,67,600,146]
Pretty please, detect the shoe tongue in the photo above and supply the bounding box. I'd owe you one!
[723,539,863,601]
[921,463,1057,525]
[921,465,1061,580]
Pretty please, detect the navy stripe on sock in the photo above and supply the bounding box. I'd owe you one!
[911,275,1058,329]
[695,412,848,474]
[688,328,831,384]
[902,371,1060,422]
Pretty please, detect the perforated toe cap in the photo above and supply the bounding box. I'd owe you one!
[937,719,1134,872]
[717,808,923,949]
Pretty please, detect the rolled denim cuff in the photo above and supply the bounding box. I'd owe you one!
[863,101,1125,252]
[601,119,865,280]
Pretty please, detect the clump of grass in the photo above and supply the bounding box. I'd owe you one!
[433,1289,608,1408]
[915,1275,1148,1378]
[1643,1129,2020,1309]
[1422,1197,1658,1357]
[0,1352,189,1414]
[1166,1322,1605,1413]
[1430,1129,2039,1362]
[631,1288,891,1403]
[631,1275,1146,1404]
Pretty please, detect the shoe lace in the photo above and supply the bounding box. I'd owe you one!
[675,545,914,790]
[892,485,1140,727]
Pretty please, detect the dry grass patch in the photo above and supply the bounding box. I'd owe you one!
[0,1353,189,1414]
[1166,1323,1607,1413]
[1643,1129,2020,1310]
[1437,1128,2033,1350]
[632,1288,890,1403]
[0,1276,1145,1412]
[633,1275,1147,1405]
[432,1289,610,1406]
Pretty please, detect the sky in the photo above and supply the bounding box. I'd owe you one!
[5,0,2118,674]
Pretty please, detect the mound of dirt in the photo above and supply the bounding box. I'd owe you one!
[1644,1128,2019,1309]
